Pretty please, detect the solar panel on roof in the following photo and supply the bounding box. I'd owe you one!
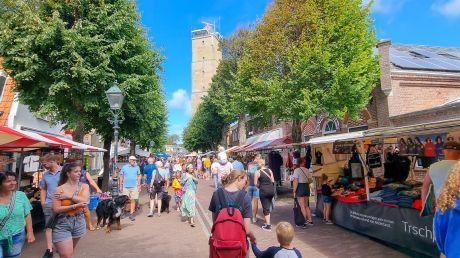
[410,49,439,58]
[390,46,460,72]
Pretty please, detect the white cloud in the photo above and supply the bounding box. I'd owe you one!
[363,0,407,14]
[168,89,191,115]
[433,0,460,18]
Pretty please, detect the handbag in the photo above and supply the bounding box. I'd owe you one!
[293,198,306,226]
[0,191,16,231]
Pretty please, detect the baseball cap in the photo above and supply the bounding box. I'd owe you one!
[129,156,137,160]
[444,141,460,151]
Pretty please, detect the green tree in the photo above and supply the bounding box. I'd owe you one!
[237,0,380,142]
[183,96,226,152]
[0,0,166,190]
[167,134,180,145]
[207,27,253,145]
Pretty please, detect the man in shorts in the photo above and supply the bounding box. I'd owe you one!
[119,156,141,221]
[40,154,62,258]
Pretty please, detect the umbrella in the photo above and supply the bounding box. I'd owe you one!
[155,152,170,158]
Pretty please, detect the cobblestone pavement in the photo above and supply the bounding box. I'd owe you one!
[22,179,413,258]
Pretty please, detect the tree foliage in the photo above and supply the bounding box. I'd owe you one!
[236,0,380,141]
[167,134,180,145]
[182,96,226,152]
[0,0,166,148]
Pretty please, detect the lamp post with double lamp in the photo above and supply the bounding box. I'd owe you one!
[105,81,124,195]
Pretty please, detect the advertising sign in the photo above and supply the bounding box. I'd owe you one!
[331,200,438,257]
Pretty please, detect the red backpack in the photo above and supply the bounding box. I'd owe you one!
[209,189,247,258]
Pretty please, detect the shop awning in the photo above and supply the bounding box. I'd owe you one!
[0,126,61,150]
[39,134,106,152]
[240,128,284,152]
[304,131,365,145]
[226,145,240,153]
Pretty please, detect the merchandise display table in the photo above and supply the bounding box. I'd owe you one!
[316,196,438,257]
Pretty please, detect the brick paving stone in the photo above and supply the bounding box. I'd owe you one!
[22,179,413,258]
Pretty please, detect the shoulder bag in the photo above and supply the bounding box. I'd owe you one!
[46,182,83,229]
[300,167,313,184]
[0,191,17,231]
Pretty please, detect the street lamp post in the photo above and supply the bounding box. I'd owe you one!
[106,81,125,193]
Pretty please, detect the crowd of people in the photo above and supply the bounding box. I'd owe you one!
[2,140,459,258]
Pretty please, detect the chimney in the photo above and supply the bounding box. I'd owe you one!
[377,39,392,96]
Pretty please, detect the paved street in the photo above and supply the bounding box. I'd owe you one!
[21,179,417,258]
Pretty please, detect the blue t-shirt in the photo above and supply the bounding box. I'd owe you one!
[434,199,460,258]
[232,160,245,171]
[121,164,140,188]
[143,164,157,185]
[40,167,62,204]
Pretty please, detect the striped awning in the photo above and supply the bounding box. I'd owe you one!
[0,126,106,151]
[0,126,60,150]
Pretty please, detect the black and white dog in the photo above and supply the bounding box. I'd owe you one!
[95,195,129,233]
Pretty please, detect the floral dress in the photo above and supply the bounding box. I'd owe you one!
[180,174,197,217]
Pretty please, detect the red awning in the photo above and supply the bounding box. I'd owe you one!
[39,134,106,151]
[0,126,61,150]
[0,126,106,151]
[226,145,240,153]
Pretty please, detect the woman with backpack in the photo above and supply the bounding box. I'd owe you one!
[208,169,256,258]
[181,164,198,227]
[254,159,275,231]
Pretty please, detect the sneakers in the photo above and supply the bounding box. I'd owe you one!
[42,249,53,258]
[304,220,314,226]
[129,214,135,221]
[251,218,257,224]
[157,213,161,217]
[261,224,272,231]
[325,220,333,225]
[147,211,153,217]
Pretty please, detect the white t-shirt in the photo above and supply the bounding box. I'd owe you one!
[173,164,182,172]
[293,167,311,184]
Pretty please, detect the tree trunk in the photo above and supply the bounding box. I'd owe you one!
[291,119,302,143]
[71,122,86,162]
[130,140,136,156]
[102,136,112,192]
[221,125,229,148]
[238,113,246,145]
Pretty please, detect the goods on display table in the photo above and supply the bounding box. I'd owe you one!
[309,124,460,258]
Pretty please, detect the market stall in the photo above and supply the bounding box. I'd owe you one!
[307,119,460,257]
[0,126,107,227]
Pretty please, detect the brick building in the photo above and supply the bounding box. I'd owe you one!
[226,40,460,147]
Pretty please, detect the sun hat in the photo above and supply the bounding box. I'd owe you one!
[129,156,137,160]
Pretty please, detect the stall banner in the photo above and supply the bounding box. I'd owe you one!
[332,200,439,257]
[332,141,355,154]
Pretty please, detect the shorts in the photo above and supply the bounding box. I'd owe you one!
[296,183,310,197]
[205,168,210,174]
[248,186,260,199]
[43,202,54,224]
[0,230,25,258]
[150,187,165,200]
[123,187,139,200]
[323,195,333,203]
[52,213,86,243]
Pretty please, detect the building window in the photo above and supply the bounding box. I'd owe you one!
[303,134,313,142]
[323,121,337,135]
[348,125,368,133]
[0,70,8,102]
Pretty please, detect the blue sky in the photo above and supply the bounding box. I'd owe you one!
[137,0,460,138]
